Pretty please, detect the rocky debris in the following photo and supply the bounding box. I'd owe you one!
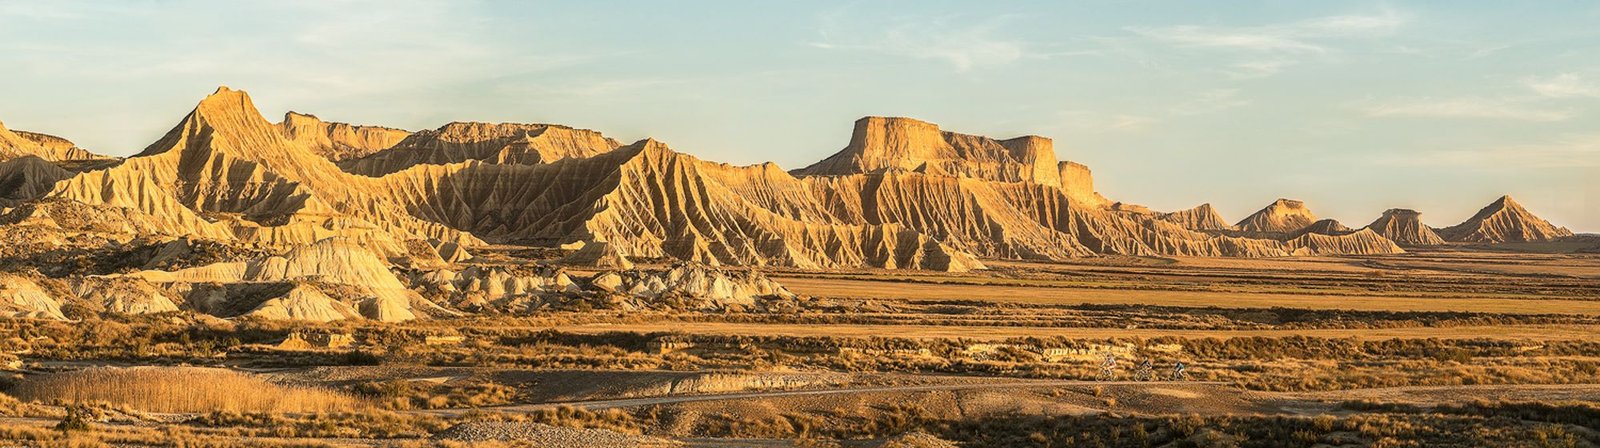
[276,112,410,162]
[1286,228,1404,255]
[1155,203,1235,231]
[70,276,181,315]
[1439,195,1573,243]
[591,263,796,311]
[1236,199,1317,234]
[417,264,579,310]
[1365,208,1445,246]
[430,422,680,447]
[0,274,64,320]
[130,237,431,322]
[877,431,961,448]
[560,240,633,269]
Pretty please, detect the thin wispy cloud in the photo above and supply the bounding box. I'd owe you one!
[1128,9,1405,54]
[1378,134,1600,168]
[1056,110,1155,133]
[810,14,1043,71]
[1126,9,1406,79]
[1169,89,1251,115]
[1524,73,1600,98]
[1359,97,1571,122]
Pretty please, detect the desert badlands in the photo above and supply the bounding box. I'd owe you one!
[0,87,1595,447]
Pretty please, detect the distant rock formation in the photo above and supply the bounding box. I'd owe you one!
[1156,203,1235,231]
[0,120,104,163]
[1286,228,1404,255]
[1289,218,1353,238]
[1236,199,1318,234]
[276,112,410,162]
[338,121,619,177]
[1439,196,1573,243]
[1364,209,1445,246]
[795,117,1064,187]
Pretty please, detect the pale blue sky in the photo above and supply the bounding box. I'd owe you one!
[1,1,1597,231]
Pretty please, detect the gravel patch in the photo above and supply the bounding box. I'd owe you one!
[431,422,679,447]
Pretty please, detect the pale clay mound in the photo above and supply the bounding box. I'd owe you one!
[1439,195,1573,243]
[0,274,64,320]
[1365,208,1446,246]
[1235,198,1318,234]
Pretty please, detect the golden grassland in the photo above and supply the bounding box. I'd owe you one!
[10,367,358,413]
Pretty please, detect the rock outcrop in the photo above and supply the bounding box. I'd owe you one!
[1236,199,1318,234]
[1364,209,1446,246]
[1439,196,1574,243]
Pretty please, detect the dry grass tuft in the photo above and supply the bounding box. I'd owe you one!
[10,367,358,413]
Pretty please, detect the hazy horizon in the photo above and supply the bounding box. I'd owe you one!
[1,1,1595,232]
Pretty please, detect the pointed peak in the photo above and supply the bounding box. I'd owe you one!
[1492,195,1520,207]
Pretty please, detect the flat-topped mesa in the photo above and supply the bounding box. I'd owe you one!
[1156,203,1235,231]
[277,112,411,162]
[1439,195,1574,243]
[1365,208,1446,246]
[794,116,1064,188]
[0,119,104,163]
[338,121,621,177]
[1236,198,1318,234]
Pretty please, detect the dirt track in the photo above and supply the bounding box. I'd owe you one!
[415,380,1229,416]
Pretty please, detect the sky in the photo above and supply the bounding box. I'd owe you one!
[1,1,1597,232]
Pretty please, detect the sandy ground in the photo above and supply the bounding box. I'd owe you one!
[775,277,1600,315]
[557,321,1600,341]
